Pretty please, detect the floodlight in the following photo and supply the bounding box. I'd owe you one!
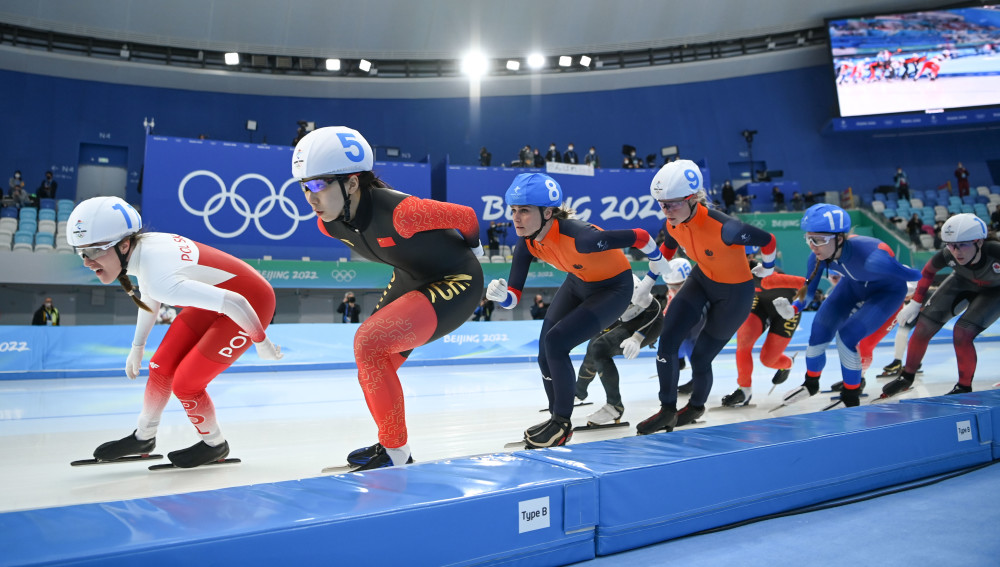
[527,53,545,69]
[558,56,571,67]
[358,59,372,72]
[579,55,592,67]
[462,53,489,77]
[506,60,520,71]
[224,52,240,65]
[326,58,341,71]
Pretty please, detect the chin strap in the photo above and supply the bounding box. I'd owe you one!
[336,177,353,224]
[113,240,131,289]
[527,207,551,240]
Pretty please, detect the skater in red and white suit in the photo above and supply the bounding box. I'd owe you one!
[67,196,281,468]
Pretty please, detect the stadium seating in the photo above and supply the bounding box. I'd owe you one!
[12,231,33,252]
[34,232,55,253]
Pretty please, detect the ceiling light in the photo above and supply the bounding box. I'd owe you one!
[224,52,239,65]
[579,55,592,67]
[527,53,545,69]
[462,53,489,77]
[506,60,520,71]
[326,58,341,71]
[358,59,372,72]
[558,56,571,67]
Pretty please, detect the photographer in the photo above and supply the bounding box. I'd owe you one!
[337,291,361,323]
[487,220,509,257]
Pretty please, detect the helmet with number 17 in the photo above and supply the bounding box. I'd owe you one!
[505,173,563,207]
[800,203,852,233]
[292,126,373,181]
[650,160,703,200]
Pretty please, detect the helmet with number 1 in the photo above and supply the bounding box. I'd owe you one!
[66,196,142,247]
[800,203,851,233]
[664,258,692,284]
[650,159,703,200]
[292,126,373,180]
[941,213,987,242]
[505,173,563,207]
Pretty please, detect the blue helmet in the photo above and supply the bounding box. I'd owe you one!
[801,204,851,233]
[505,173,563,207]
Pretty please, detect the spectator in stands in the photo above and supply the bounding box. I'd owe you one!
[991,207,1000,232]
[519,145,533,168]
[645,154,658,170]
[771,186,786,211]
[8,170,24,196]
[894,167,910,201]
[337,291,361,323]
[545,143,561,163]
[584,146,600,168]
[907,213,923,246]
[623,149,638,169]
[31,297,59,326]
[954,162,970,198]
[791,191,805,211]
[721,180,736,212]
[804,289,825,311]
[472,296,494,321]
[533,148,544,168]
[934,220,945,249]
[36,171,57,199]
[563,143,579,164]
[9,183,30,208]
[479,147,492,167]
[530,294,548,320]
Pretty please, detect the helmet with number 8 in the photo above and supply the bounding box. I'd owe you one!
[664,258,692,284]
[940,213,987,243]
[650,159,703,200]
[292,126,373,180]
[66,196,142,247]
[505,173,563,207]
[800,203,851,233]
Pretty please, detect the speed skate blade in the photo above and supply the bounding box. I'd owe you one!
[71,454,163,466]
[149,457,241,471]
[321,464,358,475]
[504,440,528,449]
[573,421,630,432]
[822,399,844,411]
[539,401,591,413]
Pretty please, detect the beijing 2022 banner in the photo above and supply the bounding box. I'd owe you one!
[141,136,431,261]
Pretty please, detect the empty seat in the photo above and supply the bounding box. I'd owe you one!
[871,201,886,214]
[977,186,991,196]
[961,204,974,213]
[56,209,71,222]
[918,233,935,250]
[38,219,56,234]
[56,199,75,213]
[489,255,505,263]
[948,205,963,215]
[476,255,490,263]
[0,216,16,232]
[34,232,55,253]
[12,232,33,252]
[923,197,938,207]
[38,208,56,222]
[909,198,923,209]
[38,198,56,210]
[0,206,16,218]
[872,193,886,203]
[989,194,1000,204]
[18,219,37,234]
[988,202,998,214]
[19,207,37,222]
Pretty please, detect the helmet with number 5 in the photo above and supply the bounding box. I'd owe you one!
[505,173,563,207]
[800,203,851,233]
[940,213,987,243]
[66,196,142,247]
[292,126,373,180]
[650,160,703,200]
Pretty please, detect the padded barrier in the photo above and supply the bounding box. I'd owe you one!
[518,403,993,555]
[903,389,1000,459]
[0,455,598,567]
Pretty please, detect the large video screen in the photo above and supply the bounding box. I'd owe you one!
[828,4,1000,117]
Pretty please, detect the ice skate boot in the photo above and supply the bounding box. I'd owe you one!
[675,404,705,427]
[677,380,694,395]
[945,383,972,395]
[525,414,553,439]
[877,359,902,378]
[347,442,383,467]
[829,378,865,392]
[721,388,751,407]
[93,430,156,462]
[636,406,677,435]
[770,375,820,412]
[167,440,230,469]
[876,375,914,402]
[586,404,624,426]
[525,415,573,449]
[353,444,413,471]
[767,352,797,394]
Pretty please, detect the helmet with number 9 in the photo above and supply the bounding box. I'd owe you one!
[505,173,563,207]
[292,126,373,180]
[664,258,692,284]
[940,213,987,243]
[800,203,851,233]
[66,196,142,247]
[650,159,703,200]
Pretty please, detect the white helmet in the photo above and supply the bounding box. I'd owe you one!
[650,159,703,200]
[665,258,692,284]
[66,196,142,247]
[941,213,987,243]
[292,126,373,180]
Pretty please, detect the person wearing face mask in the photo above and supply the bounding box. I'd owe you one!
[545,143,561,163]
[294,126,484,471]
[66,196,281,469]
[636,160,778,434]
[879,214,1000,399]
[8,170,24,195]
[584,146,600,168]
[486,173,670,448]
[32,297,60,326]
[563,143,579,164]
[770,204,921,411]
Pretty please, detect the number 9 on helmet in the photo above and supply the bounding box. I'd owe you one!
[66,196,142,248]
[650,159,703,201]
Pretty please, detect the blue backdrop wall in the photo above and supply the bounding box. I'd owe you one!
[1,64,997,209]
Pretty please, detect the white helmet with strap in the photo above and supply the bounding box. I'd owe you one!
[650,159,703,201]
[66,196,142,247]
[940,213,987,243]
[664,258,692,284]
[292,126,373,180]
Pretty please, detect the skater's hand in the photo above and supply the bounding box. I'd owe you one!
[470,240,484,257]
[896,300,921,326]
[125,343,144,380]
[647,255,671,279]
[751,264,774,278]
[254,337,283,360]
[486,278,509,302]
[620,333,643,359]
[772,297,796,320]
[631,275,655,309]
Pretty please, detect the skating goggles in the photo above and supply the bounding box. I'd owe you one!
[804,234,837,247]
[944,241,976,253]
[300,173,359,193]
[75,240,121,261]
[658,195,694,212]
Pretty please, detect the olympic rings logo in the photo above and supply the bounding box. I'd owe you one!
[330,269,357,282]
[177,170,314,240]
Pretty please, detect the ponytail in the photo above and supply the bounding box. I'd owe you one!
[116,234,152,312]
[794,259,826,303]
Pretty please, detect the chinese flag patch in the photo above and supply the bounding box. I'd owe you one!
[377,236,396,247]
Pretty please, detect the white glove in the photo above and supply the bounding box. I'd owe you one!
[751,264,774,278]
[631,275,655,309]
[620,304,644,322]
[648,256,671,279]
[125,343,144,380]
[254,337,283,360]
[896,300,921,326]
[773,297,796,320]
[620,333,643,359]
[486,278,509,302]
[470,241,484,257]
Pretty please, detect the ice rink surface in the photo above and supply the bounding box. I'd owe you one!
[2,342,993,515]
